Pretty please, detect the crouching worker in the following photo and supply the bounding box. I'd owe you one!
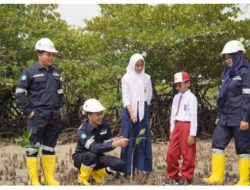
[72,99,129,185]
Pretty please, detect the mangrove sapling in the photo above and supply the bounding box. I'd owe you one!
[130,128,146,183]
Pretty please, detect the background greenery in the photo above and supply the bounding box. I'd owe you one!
[1,4,250,140]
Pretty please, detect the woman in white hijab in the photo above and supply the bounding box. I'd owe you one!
[120,53,153,175]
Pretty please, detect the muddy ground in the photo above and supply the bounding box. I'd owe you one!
[0,136,239,185]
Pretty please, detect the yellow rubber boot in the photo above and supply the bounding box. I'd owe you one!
[26,157,41,185]
[78,164,93,185]
[235,157,250,186]
[41,155,60,185]
[203,153,225,185]
[91,168,109,184]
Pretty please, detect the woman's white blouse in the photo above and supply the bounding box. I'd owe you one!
[122,76,153,107]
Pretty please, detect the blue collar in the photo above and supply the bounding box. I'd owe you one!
[36,62,54,71]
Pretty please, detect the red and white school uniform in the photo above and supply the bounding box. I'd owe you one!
[166,89,198,182]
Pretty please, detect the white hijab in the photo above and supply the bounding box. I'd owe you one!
[124,53,150,121]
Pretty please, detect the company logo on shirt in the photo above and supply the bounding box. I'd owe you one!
[100,129,107,135]
[53,72,60,77]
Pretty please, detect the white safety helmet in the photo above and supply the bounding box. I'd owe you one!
[82,99,105,114]
[35,38,58,53]
[221,40,245,55]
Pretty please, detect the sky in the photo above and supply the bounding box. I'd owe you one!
[56,4,250,27]
[56,4,101,27]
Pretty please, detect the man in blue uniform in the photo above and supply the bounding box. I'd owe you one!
[15,38,64,185]
[72,99,129,185]
[203,40,250,185]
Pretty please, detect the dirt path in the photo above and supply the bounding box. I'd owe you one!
[0,139,239,185]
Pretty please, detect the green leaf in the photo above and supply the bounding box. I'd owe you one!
[135,138,142,145]
[15,137,24,144]
[15,129,32,148]
[138,128,145,137]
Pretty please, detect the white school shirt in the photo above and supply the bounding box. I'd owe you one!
[170,89,198,136]
[122,75,153,107]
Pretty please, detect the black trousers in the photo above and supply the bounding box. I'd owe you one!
[27,115,62,150]
[73,151,124,172]
[212,124,250,154]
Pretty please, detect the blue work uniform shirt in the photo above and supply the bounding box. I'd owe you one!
[73,120,114,155]
[217,67,250,126]
[15,63,64,119]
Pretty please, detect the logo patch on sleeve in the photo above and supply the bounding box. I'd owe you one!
[81,133,87,139]
[21,75,27,81]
